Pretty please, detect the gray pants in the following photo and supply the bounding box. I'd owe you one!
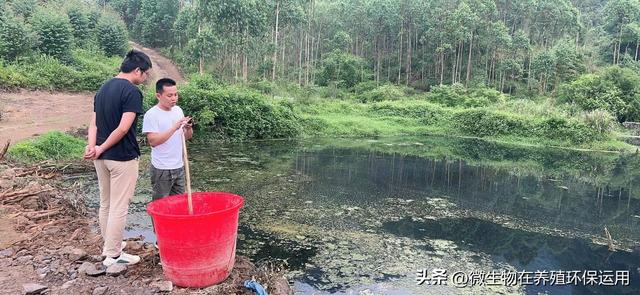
[150,165,185,201]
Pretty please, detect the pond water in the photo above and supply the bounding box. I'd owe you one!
[90,136,640,294]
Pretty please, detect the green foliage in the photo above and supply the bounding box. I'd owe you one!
[9,0,38,19]
[0,12,32,61]
[96,16,128,56]
[316,51,371,88]
[536,116,600,144]
[67,7,90,45]
[0,62,28,89]
[32,9,73,61]
[452,109,600,143]
[184,26,220,65]
[454,109,530,137]
[135,0,179,47]
[557,66,640,122]
[426,84,505,107]
[356,83,407,102]
[7,131,85,163]
[178,84,301,140]
[369,100,449,122]
[0,49,120,91]
[186,73,221,91]
[330,31,352,52]
[70,48,122,90]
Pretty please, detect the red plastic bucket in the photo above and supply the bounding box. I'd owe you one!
[147,192,244,288]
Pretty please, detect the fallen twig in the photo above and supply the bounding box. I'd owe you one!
[23,208,63,220]
[604,226,615,251]
[0,188,55,204]
[0,140,9,161]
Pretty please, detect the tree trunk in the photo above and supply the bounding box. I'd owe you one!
[440,51,444,85]
[376,36,381,85]
[406,24,411,85]
[466,31,473,85]
[458,41,464,83]
[298,30,303,85]
[281,29,286,79]
[272,0,280,81]
[616,27,623,64]
[198,22,204,75]
[527,50,532,90]
[398,26,403,85]
[242,51,248,82]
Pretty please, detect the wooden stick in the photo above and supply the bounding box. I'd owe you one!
[604,226,615,252]
[0,140,10,160]
[181,132,193,215]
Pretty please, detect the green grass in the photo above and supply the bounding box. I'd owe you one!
[0,48,121,91]
[295,97,633,152]
[7,131,85,163]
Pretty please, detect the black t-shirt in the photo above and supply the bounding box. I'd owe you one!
[93,78,143,161]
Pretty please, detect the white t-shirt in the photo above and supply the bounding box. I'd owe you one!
[142,105,185,170]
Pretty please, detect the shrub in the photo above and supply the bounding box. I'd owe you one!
[32,9,73,61]
[7,131,85,163]
[0,49,118,91]
[67,7,90,45]
[426,84,504,107]
[186,74,220,91]
[369,100,448,121]
[0,12,32,61]
[583,109,617,135]
[454,109,530,137]
[0,62,28,89]
[18,54,78,90]
[536,117,599,144]
[178,85,301,140]
[357,84,405,103]
[315,50,372,88]
[8,141,47,162]
[96,16,128,56]
[9,0,38,19]
[425,84,466,106]
[557,66,640,122]
[247,80,275,95]
[70,48,121,90]
[353,81,379,94]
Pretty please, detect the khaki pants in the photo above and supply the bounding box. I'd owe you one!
[94,159,139,257]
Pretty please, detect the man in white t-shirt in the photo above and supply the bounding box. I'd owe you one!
[142,78,193,200]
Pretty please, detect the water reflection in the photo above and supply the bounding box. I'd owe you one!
[103,136,640,294]
[383,217,640,294]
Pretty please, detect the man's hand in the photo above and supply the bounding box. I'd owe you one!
[173,117,192,131]
[93,145,105,160]
[83,145,95,160]
[184,117,193,130]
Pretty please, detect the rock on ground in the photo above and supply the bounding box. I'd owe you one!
[92,286,109,295]
[106,263,127,276]
[22,283,47,295]
[150,280,173,292]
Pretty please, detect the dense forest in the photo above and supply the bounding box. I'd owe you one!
[2,0,640,150]
[105,0,640,93]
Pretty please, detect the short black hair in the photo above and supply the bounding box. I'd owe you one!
[120,49,152,73]
[156,78,177,93]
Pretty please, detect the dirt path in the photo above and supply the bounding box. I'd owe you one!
[0,43,184,145]
[131,42,185,84]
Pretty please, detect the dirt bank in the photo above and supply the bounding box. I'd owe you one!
[0,159,292,295]
[0,42,184,146]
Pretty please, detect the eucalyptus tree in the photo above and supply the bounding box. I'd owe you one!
[603,0,640,64]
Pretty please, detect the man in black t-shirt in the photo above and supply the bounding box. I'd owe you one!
[84,50,151,267]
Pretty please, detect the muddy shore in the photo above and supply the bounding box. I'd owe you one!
[0,159,292,295]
